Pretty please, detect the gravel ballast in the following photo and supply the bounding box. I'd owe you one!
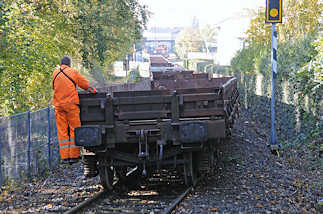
[0,109,321,213]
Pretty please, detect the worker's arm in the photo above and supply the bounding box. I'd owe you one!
[74,70,89,90]
[74,70,96,93]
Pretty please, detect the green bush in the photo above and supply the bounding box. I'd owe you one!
[231,44,264,74]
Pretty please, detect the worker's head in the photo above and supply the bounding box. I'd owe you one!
[60,56,71,67]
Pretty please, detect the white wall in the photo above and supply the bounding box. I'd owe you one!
[113,62,150,77]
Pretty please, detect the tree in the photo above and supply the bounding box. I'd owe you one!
[245,0,321,45]
[280,0,321,41]
[231,0,322,121]
[245,8,272,46]
[71,0,148,68]
[175,27,201,58]
[0,1,69,114]
[175,25,219,59]
[0,0,149,116]
[200,24,219,53]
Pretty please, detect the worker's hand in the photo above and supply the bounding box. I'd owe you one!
[87,87,96,94]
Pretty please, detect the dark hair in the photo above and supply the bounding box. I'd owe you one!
[60,56,71,66]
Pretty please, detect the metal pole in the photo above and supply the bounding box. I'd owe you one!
[126,54,130,84]
[270,23,279,155]
[47,107,51,170]
[27,111,31,181]
[0,136,2,187]
[133,44,136,62]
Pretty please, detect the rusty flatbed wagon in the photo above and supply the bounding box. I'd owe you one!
[75,69,239,189]
[149,55,173,68]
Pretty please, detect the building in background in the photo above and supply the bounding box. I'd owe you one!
[142,27,183,58]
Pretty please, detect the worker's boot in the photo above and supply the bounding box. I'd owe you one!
[61,158,70,165]
[69,157,80,165]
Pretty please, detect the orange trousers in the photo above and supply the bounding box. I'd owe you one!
[55,104,81,160]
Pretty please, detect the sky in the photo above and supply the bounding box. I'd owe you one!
[138,0,265,65]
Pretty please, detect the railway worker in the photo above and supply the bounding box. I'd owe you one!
[52,56,96,165]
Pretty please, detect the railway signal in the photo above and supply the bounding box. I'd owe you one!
[266,0,283,156]
[266,0,283,23]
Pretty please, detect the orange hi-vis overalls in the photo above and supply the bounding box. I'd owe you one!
[52,65,90,160]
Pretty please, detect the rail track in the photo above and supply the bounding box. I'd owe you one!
[64,182,193,214]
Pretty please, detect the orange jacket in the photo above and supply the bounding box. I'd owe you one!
[52,65,89,106]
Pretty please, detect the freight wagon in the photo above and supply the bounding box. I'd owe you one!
[75,60,239,189]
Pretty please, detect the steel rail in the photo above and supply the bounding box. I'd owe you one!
[63,190,105,214]
[162,186,192,214]
[64,174,200,214]
[162,176,202,214]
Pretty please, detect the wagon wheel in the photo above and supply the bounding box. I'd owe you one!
[183,152,198,186]
[117,167,141,190]
[99,166,114,190]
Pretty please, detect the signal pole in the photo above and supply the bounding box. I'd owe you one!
[270,23,279,154]
[266,0,282,156]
